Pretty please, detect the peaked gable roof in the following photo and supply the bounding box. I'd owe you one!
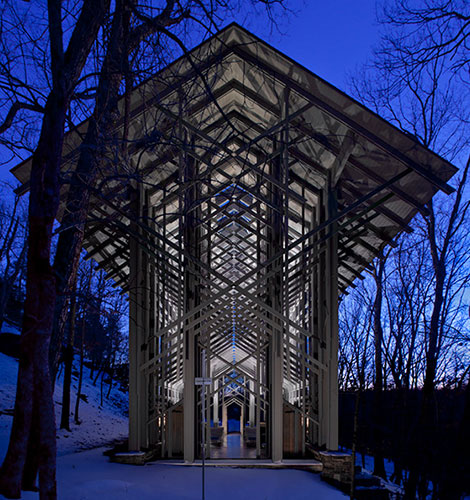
[11,23,457,293]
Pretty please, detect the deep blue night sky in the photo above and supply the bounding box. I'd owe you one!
[250,0,380,90]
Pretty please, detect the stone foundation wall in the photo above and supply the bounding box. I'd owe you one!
[315,450,353,486]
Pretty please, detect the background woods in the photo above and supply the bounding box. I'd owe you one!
[341,2,470,498]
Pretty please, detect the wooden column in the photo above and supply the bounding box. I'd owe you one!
[183,137,198,463]
[270,89,290,462]
[269,141,284,463]
[248,380,255,426]
[256,183,262,458]
[326,173,339,450]
[319,174,339,450]
[128,182,149,451]
[213,378,219,426]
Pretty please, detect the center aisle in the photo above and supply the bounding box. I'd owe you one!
[210,433,257,459]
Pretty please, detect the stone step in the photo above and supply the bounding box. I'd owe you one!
[157,458,323,472]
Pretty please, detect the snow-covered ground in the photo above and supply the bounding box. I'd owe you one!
[0,325,347,499]
[353,451,403,498]
[0,350,128,462]
[14,447,347,500]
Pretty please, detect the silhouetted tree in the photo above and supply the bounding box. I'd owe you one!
[0,2,109,497]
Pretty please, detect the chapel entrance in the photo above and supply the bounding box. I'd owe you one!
[208,388,262,459]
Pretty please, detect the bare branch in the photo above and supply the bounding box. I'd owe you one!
[0,100,44,134]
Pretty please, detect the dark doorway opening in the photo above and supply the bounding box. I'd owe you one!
[227,402,241,433]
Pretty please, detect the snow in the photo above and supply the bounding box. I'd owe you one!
[1,323,22,335]
[0,349,128,462]
[349,449,403,498]
[1,331,347,499]
[53,366,128,457]
[18,447,347,500]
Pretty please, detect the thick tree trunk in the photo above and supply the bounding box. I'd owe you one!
[22,403,40,492]
[0,2,109,496]
[49,0,186,382]
[0,88,66,498]
[49,0,131,382]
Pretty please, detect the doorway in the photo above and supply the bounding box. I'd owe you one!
[227,402,241,433]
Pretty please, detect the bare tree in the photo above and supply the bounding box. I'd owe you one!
[0,186,27,333]
[0,1,109,497]
[74,262,93,425]
[349,1,470,496]
[50,0,192,381]
[340,283,375,390]
[370,251,388,479]
[339,280,374,498]
[379,0,470,79]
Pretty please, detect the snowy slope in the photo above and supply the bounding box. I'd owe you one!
[54,361,128,457]
[0,352,19,461]
[0,347,128,462]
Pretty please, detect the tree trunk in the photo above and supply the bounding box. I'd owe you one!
[93,365,103,386]
[60,286,77,431]
[0,2,109,496]
[74,310,87,425]
[350,388,361,500]
[373,253,386,479]
[22,403,40,492]
[48,0,187,383]
[439,374,470,499]
[405,256,446,496]
[100,370,105,407]
[49,0,131,382]
[106,352,116,399]
[0,84,66,499]
[0,220,27,333]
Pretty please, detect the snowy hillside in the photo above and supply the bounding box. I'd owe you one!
[0,327,128,462]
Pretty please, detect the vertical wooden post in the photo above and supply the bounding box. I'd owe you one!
[213,378,219,426]
[269,147,283,464]
[256,319,262,458]
[128,182,148,451]
[326,173,339,450]
[249,380,255,425]
[256,183,262,458]
[222,402,227,433]
[269,88,290,463]
[182,132,199,463]
[183,203,196,462]
[319,173,339,450]
[318,187,328,448]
